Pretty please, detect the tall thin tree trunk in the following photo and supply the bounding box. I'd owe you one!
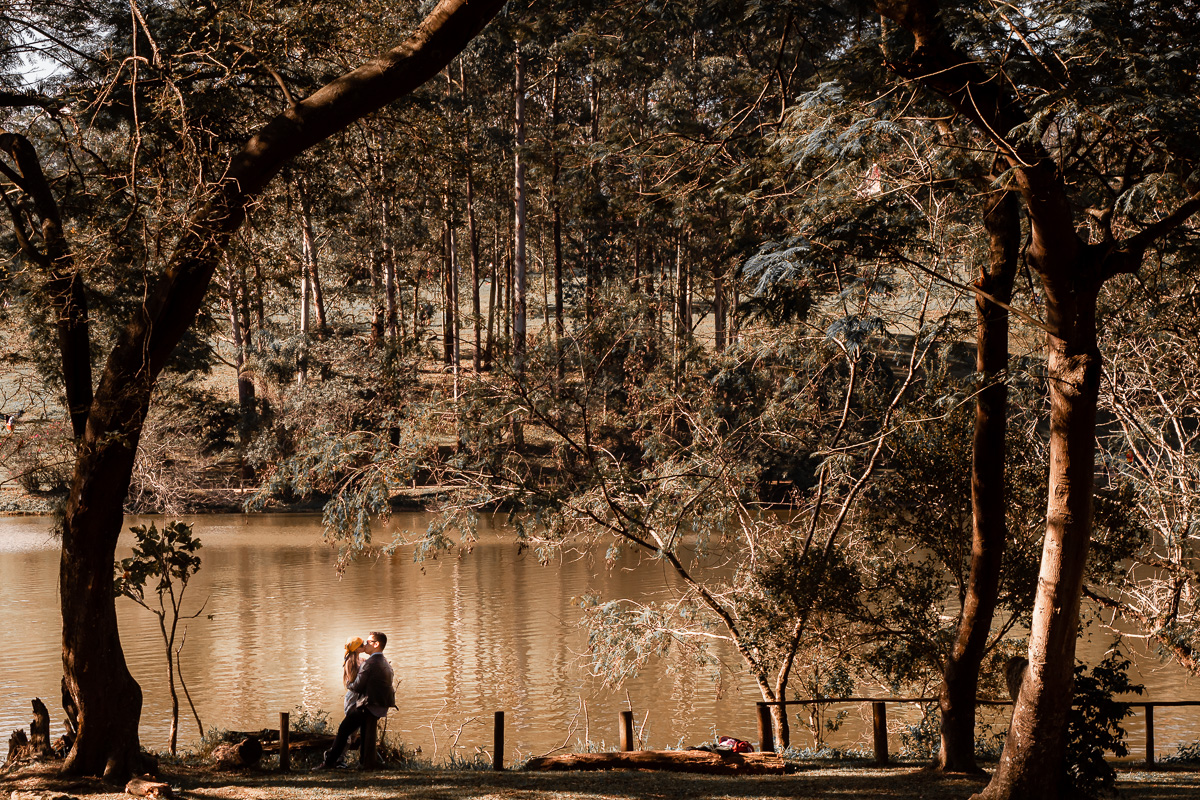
[584,62,601,321]
[298,181,327,331]
[485,217,499,369]
[713,260,726,353]
[512,41,528,373]
[938,191,1019,773]
[442,184,455,365]
[297,248,310,385]
[382,194,400,344]
[461,61,482,373]
[550,61,565,381]
[369,248,385,348]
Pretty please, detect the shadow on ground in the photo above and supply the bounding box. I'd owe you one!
[5,761,1200,800]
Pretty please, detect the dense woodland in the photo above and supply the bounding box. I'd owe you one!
[2,1,1199,798]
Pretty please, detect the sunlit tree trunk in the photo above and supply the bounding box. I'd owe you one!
[298,181,327,331]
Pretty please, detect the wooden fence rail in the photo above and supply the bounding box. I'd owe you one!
[755,698,1200,766]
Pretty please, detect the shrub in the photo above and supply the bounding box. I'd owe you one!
[1063,649,1143,797]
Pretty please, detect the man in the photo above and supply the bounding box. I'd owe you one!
[317,631,396,769]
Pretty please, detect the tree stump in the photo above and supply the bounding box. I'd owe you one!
[6,729,30,766]
[30,698,53,757]
[212,737,263,769]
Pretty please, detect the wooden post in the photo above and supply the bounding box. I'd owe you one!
[361,716,378,768]
[757,703,775,754]
[619,710,635,751]
[1145,704,1154,767]
[493,711,505,770]
[279,712,290,771]
[872,702,888,765]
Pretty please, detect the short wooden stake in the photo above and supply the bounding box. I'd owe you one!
[872,701,888,765]
[619,710,635,751]
[279,712,290,771]
[757,703,775,753]
[493,711,505,770]
[1145,704,1155,767]
[361,715,378,768]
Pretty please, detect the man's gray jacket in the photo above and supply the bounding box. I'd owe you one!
[347,652,396,717]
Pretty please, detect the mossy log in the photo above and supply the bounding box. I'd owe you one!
[524,749,788,775]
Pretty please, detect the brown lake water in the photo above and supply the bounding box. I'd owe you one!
[1,513,1197,763]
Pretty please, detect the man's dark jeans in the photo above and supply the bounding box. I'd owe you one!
[323,706,378,766]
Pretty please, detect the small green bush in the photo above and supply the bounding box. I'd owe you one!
[1064,649,1143,797]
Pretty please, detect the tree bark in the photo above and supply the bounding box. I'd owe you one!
[53,0,509,779]
[937,190,1019,773]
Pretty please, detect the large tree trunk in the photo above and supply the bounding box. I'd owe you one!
[937,190,1019,773]
[975,269,1102,799]
[53,0,508,779]
[60,396,148,779]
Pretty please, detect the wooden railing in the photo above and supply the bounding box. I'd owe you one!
[755,697,1200,766]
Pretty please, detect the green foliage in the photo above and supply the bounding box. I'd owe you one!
[897,703,941,761]
[1064,649,1143,797]
[114,521,202,605]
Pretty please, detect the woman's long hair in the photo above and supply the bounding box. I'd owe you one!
[343,636,364,687]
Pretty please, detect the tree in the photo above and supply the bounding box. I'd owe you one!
[2,0,508,779]
[869,2,1200,796]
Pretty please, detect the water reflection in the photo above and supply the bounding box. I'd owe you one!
[1,513,1196,761]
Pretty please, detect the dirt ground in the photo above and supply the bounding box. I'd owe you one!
[5,760,1200,800]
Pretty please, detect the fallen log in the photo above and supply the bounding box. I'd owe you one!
[125,775,173,799]
[524,749,788,775]
[212,737,263,769]
[259,732,333,755]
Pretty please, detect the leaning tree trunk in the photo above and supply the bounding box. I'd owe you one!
[937,190,1019,773]
[54,0,509,779]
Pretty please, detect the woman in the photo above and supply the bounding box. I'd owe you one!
[343,636,367,714]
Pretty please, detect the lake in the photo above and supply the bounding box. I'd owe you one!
[1,513,1197,762]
